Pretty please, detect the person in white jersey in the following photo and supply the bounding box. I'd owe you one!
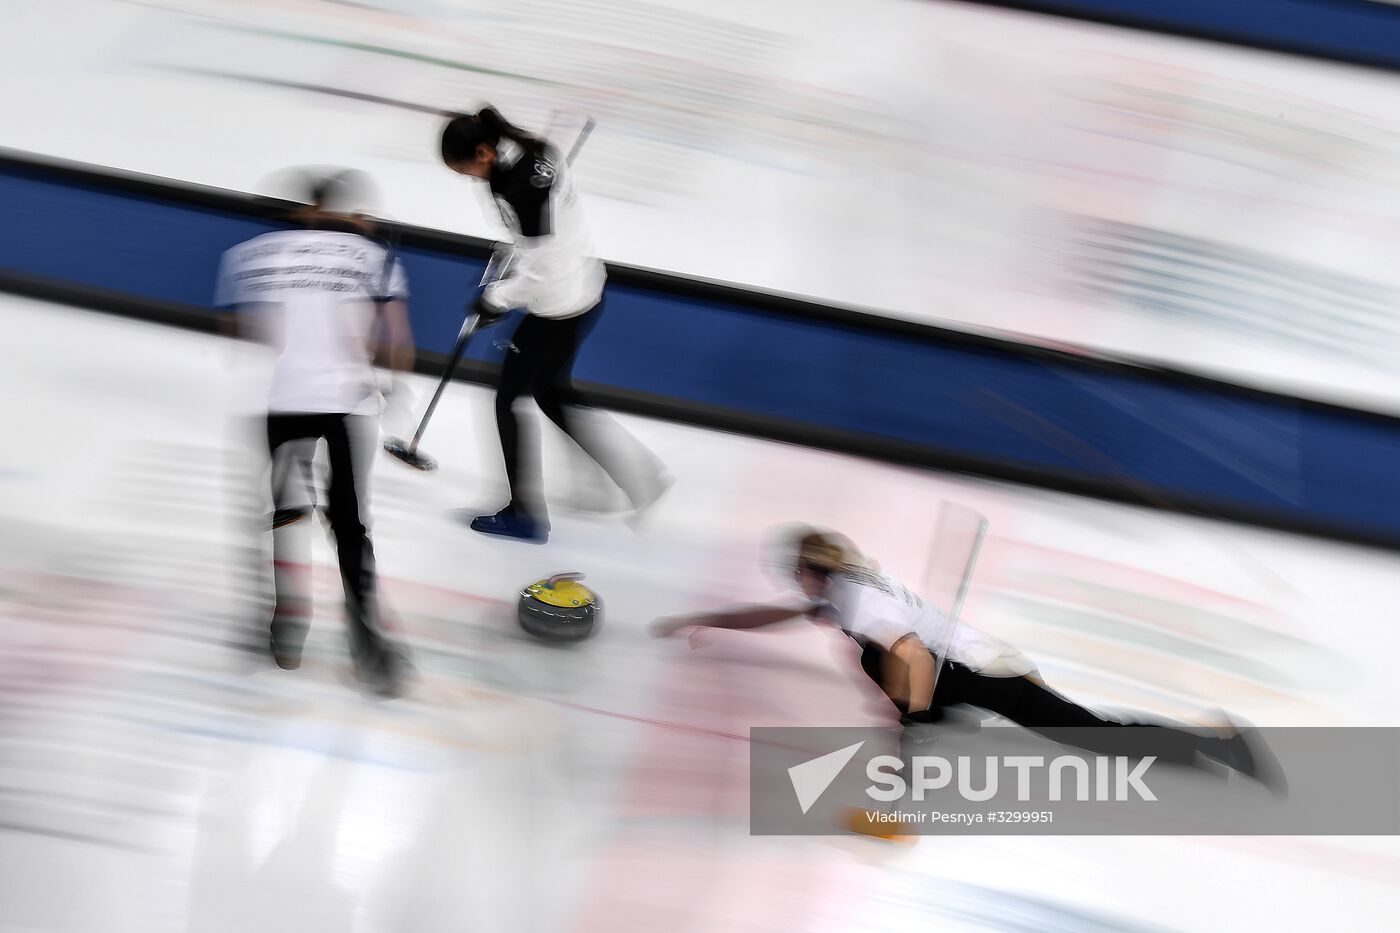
[653,526,1276,785]
[440,106,668,543]
[216,169,414,696]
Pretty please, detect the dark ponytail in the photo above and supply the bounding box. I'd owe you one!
[440,105,547,166]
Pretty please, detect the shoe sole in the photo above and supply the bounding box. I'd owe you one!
[469,523,548,544]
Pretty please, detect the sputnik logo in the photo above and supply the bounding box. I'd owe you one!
[787,741,866,814]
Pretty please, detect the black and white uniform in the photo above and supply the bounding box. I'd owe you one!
[216,228,407,668]
[812,569,1222,767]
[817,569,1033,677]
[479,140,644,520]
[482,140,604,318]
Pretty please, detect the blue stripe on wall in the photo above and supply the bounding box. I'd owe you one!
[971,0,1400,71]
[3,161,1397,543]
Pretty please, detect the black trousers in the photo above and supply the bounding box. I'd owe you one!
[266,412,386,665]
[864,647,1211,766]
[495,304,639,519]
[933,661,1209,765]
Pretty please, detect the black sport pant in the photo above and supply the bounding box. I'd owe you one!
[266,412,386,666]
[863,646,1212,767]
[495,303,637,519]
[930,660,1207,765]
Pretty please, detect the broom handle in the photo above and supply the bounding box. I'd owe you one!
[408,312,480,453]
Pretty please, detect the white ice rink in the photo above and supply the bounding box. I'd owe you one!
[3,295,1400,932]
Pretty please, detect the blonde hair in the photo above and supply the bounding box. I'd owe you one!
[792,528,868,574]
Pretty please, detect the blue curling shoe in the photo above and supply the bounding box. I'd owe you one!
[469,506,548,543]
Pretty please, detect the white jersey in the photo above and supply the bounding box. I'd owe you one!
[816,569,1034,676]
[481,140,605,319]
[216,229,408,414]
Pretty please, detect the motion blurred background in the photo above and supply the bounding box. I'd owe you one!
[3,1,1400,931]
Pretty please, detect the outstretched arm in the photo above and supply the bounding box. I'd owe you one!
[650,603,811,639]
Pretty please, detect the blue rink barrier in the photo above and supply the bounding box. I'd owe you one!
[3,150,1400,549]
[970,0,1400,73]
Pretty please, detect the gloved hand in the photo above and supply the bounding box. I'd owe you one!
[480,243,516,287]
[899,706,944,727]
[472,293,508,329]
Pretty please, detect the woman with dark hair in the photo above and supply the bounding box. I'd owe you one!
[440,106,668,543]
